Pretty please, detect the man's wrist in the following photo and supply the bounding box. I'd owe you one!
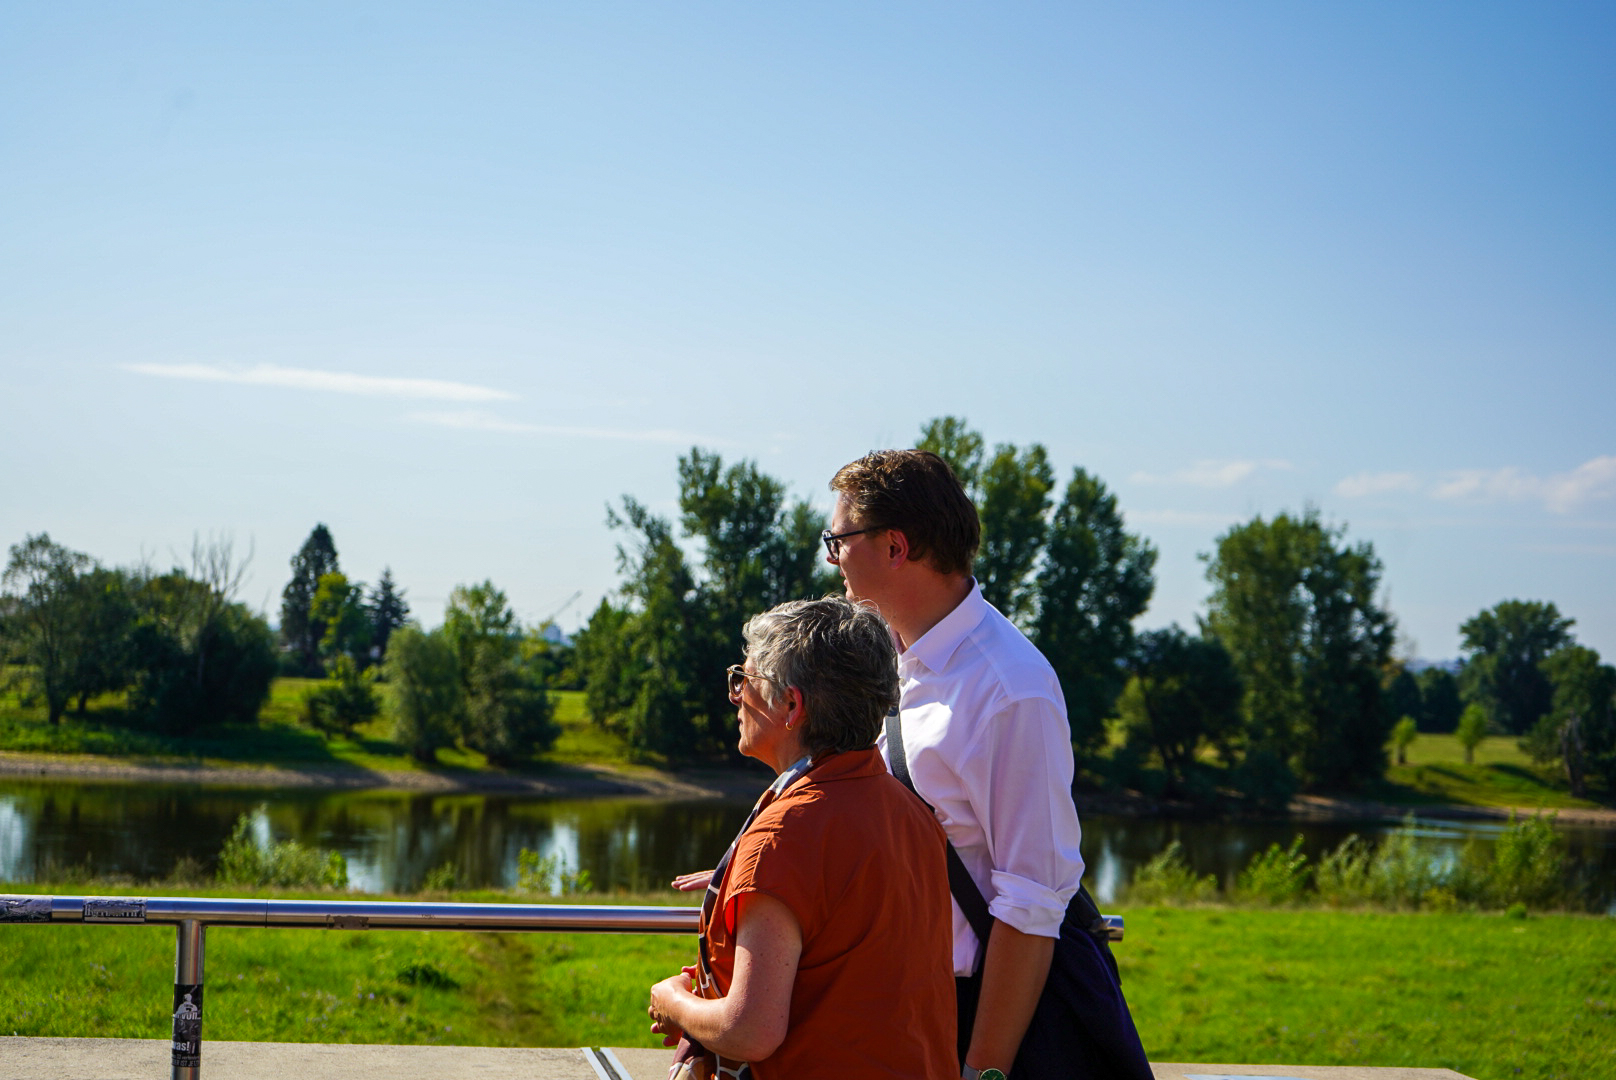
[962,1067,1006,1080]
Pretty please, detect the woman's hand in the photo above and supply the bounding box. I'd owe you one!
[671,870,715,892]
[648,966,701,1045]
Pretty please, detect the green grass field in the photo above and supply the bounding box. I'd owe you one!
[0,683,640,773]
[1372,732,1604,810]
[0,883,1609,1080]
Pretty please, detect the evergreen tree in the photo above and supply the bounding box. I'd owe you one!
[280,525,339,674]
[366,568,410,662]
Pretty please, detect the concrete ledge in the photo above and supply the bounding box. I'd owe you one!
[0,1039,1477,1080]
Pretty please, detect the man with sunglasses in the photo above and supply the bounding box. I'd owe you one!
[823,449,1151,1080]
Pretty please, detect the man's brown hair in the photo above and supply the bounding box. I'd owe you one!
[830,449,979,577]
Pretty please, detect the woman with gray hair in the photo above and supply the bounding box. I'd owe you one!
[647,596,957,1079]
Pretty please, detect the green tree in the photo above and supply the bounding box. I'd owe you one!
[383,626,464,764]
[676,449,833,745]
[310,572,371,666]
[606,499,706,758]
[1203,510,1396,791]
[1529,645,1616,798]
[572,599,640,730]
[1,534,93,724]
[443,581,558,764]
[917,415,986,497]
[280,525,340,674]
[63,567,139,713]
[1416,666,1462,733]
[1456,702,1489,765]
[366,568,410,662]
[1119,626,1242,794]
[1032,468,1157,753]
[1459,600,1574,735]
[1391,715,1418,765]
[976,442,1055,621]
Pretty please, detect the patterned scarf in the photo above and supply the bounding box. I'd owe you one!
[671,755,815,1080]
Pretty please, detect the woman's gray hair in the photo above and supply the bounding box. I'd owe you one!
[742,596,899,758]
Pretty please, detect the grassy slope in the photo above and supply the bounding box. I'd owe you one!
[0,684,639,773]
[0,887,1610,1080]
[1370,733,1605,810]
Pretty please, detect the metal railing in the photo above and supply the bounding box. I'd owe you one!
[1,893,1123,1079]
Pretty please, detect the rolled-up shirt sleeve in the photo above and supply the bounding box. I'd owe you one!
[959,694,1084,939]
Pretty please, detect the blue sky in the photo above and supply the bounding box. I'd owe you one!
[3,2,1613,659]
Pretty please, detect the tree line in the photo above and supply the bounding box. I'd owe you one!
[5,417,1612,800]
[0,527,566,766]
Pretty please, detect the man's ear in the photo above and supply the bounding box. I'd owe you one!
[882,528,913,569]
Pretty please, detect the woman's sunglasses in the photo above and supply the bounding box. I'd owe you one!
[726,664,782,700]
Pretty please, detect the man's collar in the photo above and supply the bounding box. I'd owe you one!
[902,579,988,674]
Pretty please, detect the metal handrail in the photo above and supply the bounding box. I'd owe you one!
[2,892,1124,1080]
[2,893,701,932]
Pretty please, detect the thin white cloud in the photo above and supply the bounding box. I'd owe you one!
[125,363,515,403]
[1433,456,1616,514]
[1130,459,1293,488]
[406,410,716,445]
[1335,471,1420,498]
[406,410,540,434]
[1129,509,1247,527]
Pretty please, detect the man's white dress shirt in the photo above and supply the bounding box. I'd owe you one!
[878,581,1085,976]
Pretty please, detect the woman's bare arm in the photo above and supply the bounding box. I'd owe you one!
[648,892,801,1062]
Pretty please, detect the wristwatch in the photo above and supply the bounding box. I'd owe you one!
[962,1067,1006,1080]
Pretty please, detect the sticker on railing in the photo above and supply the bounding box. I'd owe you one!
[0,896,52,922]
[172,984,203,1069]
[84,898,147,924]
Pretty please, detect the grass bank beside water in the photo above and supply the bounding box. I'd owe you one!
[0,683,634,774]
[4,679,1609,817]
[0,883,1609,1080]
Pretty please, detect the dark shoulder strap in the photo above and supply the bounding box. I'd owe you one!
[884,708,995,954]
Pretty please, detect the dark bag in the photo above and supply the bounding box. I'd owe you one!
[884,710,1153,1080]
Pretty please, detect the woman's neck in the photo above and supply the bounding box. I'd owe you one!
[766,733,809,774]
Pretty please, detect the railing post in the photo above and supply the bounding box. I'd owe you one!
[172,919,205,1080]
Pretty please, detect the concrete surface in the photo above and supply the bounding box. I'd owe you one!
[0,1039,1477,1080]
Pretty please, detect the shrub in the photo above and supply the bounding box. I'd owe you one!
[301,655,380,739]
[420,862,460,893]
[1314,833,1375,907]
[516,848,593,896]
[1485,812,1565,910]
[1236,836,1310,905]
[1366,820,1443,909]
[1125,840,1218,904]
[215,810,348,889]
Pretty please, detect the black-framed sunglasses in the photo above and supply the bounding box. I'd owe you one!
[821,525,883,560]
[726,664,782,700]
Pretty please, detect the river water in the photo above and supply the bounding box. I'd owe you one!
[1,779,1612,909]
